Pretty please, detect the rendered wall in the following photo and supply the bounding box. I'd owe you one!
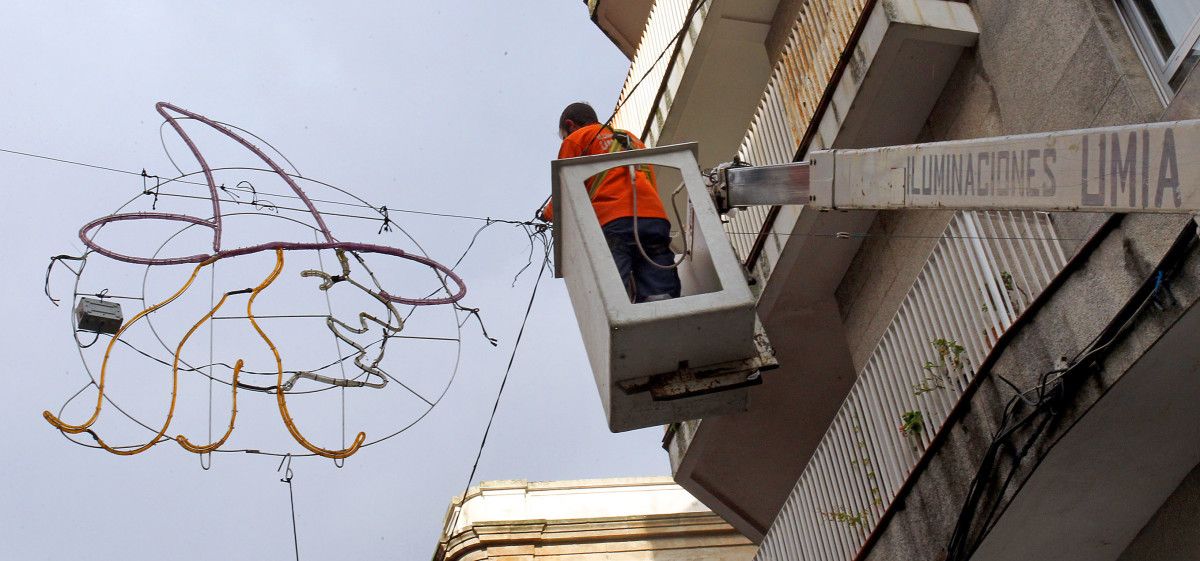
[836,0,1161,374]
[839,2,1200,558]
[1116,462,1200,561]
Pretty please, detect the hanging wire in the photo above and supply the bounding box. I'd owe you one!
[202,261,217,471]
[944,224,1196,561]
[446,226,551,534]
[313,232,351,468]
[45,255,86,306]
[277,455,301,561]
[2,143,540,226]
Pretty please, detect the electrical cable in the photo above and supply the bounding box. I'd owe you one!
[943,224,1196,561]
[600,0,709,138]
[277,455,301,561]
[534,0,711,217]
[629,164,687,271]
[2,144,540,226]
[446,228,550,535]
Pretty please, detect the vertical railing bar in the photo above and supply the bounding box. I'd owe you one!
[850,389,886,524]
[955,213,1007,342]
[907,273,953,441]
[942,216,991,374]
[877,323,922,468]
[908,273,951,430]
[1017,211,1053,287]
[832,412,869,542]
[924,242,976,410]
[928,231,982,393]
[991,211,1032,311]
[1042,212,1069,265]
[860,353,904,499]
[964,212,1016,326]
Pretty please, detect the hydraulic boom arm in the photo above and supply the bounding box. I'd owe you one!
[712,119,1200,216]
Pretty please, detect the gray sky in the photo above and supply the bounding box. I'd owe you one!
[0,3,670,559]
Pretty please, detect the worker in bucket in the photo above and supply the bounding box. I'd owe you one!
[539,102,682,303]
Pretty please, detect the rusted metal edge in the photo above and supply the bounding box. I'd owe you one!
[743,0,974,271]
[743,0,881,270]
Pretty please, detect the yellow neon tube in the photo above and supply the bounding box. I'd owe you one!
[175,287,244,453]
[251,249,365,459]
[43,257,216,438]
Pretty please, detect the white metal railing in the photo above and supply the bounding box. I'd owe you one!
[727,0,868,264]
[611,0,709,145]
[754,210,1069,561]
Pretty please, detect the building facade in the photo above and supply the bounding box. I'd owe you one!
[581,1,1200,560]
[432,478,756,560]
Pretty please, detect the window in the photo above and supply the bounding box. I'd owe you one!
[1118,0,1200,95]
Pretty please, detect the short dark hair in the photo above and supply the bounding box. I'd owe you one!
[559,102,599,132]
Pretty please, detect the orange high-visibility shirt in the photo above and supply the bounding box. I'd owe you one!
[543,123,667,227]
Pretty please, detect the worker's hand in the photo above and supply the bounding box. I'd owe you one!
[534,195,552,223]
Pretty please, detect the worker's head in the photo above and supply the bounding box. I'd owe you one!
[559,102,599,139]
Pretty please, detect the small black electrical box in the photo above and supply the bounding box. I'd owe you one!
[75,297,123,335]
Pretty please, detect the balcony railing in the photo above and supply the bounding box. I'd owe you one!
[754,210,1069,561]
[611,0,709,145]
[727,0,869,264]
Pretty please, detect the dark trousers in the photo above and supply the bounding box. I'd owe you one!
[601,217,682,303]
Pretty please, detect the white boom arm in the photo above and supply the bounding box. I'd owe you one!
[716,119,1200,215]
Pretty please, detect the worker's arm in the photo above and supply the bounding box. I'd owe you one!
[540,136,587,222]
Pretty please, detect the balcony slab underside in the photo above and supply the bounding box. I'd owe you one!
[853,214,1200,561]
[652,0,778,167]
[590,0,655,60]
[968,247,1200,560]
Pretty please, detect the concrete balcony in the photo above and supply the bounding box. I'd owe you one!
[587,0,655,60]
[758,215,1200,561]
[661,0,979,541]
[611,0,783,168]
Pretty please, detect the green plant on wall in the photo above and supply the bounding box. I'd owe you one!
[898,410,923,437]
[999,270,1030,299]
[819,415,883,530]
[913,338,967,395]
[1000,270,1014,291]
[931,337,966,369]
[821,508,868,528]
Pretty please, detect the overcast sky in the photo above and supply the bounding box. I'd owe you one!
[0,3,671,559]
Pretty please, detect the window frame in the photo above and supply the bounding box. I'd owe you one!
[1115,0,1200,100]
